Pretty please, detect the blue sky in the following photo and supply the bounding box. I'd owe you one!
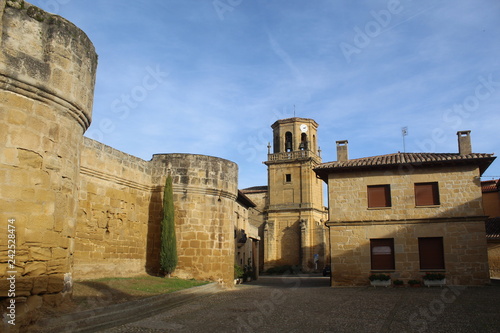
[33,0,500,189]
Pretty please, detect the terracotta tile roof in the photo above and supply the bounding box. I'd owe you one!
[482,179,499,193]
[241,186,268,194]
[315,152,495,179]
[486,217,500,240]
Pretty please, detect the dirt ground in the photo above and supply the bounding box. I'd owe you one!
[38,279,164,319]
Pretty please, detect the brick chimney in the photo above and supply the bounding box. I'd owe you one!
[457,130,472,155]
[336,140,349,162]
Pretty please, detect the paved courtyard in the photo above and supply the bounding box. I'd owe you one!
[103,275,500,333]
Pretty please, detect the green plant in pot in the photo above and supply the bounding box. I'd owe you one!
[393,279,404,286]
[408,279,421,287]
[423,273,446,287]
[423,273,445,281]
[369,273,391,287]
[369,274,391,281]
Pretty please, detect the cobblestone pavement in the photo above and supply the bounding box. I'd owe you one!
[102,275,500,333]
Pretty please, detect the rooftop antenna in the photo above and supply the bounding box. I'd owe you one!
[401,126,408,152]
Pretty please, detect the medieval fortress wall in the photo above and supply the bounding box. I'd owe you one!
[0,1,237,325]
[76,138,154,279]
[149,154,238,284]
[76,142,238,284]
[1,0,98,309]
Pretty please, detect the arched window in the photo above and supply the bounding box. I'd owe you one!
[274,134,280,153]
[299,133,308,150]
[285,132,293,152]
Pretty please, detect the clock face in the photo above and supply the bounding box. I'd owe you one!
[300,124,308,133]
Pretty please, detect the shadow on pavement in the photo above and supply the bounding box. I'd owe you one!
[246,274,331,288]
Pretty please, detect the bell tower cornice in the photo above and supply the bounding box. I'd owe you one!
[270,117,319,129]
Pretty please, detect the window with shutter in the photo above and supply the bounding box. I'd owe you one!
[367,185,391,208]
[370,238,395,270]
[418,237,445,269]
[415,182,440,206]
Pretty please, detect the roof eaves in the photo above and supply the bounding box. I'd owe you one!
[315,153,496,175]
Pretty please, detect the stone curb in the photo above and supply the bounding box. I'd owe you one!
[34,282,223,332]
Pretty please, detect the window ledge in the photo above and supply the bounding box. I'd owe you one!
[415,205,441,208]
[370,270,395,273]
[419,269,446,272]
[367,207,392,210]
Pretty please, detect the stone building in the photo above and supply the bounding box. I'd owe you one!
[485,218,500,278]
[482,179,500,278]
[314,131,496,286]
[482,179,500,217]
[234,191,260,279]
[242,118,329,272]
[240,186,267,272]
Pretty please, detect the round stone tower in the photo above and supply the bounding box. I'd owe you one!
[150,154,238,285]
[0,0,97,325]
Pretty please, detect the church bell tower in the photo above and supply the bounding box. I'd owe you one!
[263,117,328,271]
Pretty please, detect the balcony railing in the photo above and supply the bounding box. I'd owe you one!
[267,150,320,162]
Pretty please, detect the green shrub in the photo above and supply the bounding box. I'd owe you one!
[369,274,391,281]
[234,264,244,279]
[422,273,445,281]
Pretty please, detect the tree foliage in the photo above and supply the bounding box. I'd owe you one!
[160,174,177,276]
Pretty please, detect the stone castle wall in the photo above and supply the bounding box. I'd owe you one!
[0,0,97,325]
[75,146,239,284]
[75,150,239,285]
[149,154,238,284]
[75,138,153,279]
[0,2,239,329]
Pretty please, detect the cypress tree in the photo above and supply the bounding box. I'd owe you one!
[160,174,177,277]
